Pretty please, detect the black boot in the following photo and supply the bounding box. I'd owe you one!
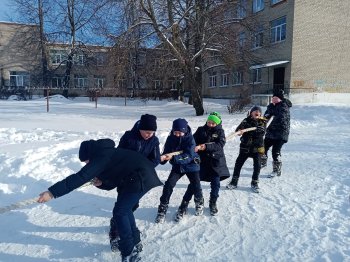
[209,197,218,216]
[109,218,120,252]
[155,203,168,223]
[174,199,189,222]
[251,180,260,193]
[260,154,267,168]
[194,197,204,216]
[226,178,238,190]
[273,160,282,176]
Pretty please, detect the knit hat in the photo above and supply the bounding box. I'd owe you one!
[79,140,95,162]
[139,114,157,131]
[207,112,221,125]
[250,105,262,115]
[273,90,284,100]
[172,118,188,133]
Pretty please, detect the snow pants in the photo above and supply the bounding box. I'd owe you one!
[160,171,203,204]
[112,191,145,257]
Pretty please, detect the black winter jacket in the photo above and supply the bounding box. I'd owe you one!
[118,120,161,167]
[236,116,266,153]
[49,139,162,198]
[264,99,292,142]
[161,126,200,174]
[193,124,230,181]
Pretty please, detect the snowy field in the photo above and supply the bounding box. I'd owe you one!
[0,96,349,262]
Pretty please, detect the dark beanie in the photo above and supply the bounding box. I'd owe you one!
[79,140,94,162]
[273,90,284,100]
[139,114,157,131]
[250,105,262,115]
[172,118,188,133]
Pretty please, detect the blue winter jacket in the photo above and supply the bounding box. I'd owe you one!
[48,139,162,198]
[161,126,200,174]
[118,120,161,167]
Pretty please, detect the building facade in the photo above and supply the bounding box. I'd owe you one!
[0,22,182,100]
[201,0,350,104]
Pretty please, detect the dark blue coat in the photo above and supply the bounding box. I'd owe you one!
[118,120,160,167]
[49,139,162,198]
[193,124,230,181]
[264,99,292,142]
[161,126,200,174]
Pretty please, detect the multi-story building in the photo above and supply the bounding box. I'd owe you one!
[0,21,181,100]
[202,0,350,104]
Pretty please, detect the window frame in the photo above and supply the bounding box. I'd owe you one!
[10,71,30,87]
[233,71,243,86]
[270,16,287,43]
[220,73,229,87]
[209,73,217,88]
[252,0,264,13]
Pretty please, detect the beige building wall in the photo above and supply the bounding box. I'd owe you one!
[291,1,350,93]
[0,22,42,87]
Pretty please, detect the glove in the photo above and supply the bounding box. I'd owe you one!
[256,126,265,133]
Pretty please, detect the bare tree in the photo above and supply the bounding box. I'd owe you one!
[129,0,247,115]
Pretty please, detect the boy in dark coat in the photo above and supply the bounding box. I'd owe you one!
[37,139,162,262]
[118,114,160,167]
[155,118,204,223]
[226,106,266,193]
[112,114,161,248]
[261,90,292,177]
[183,112,230,216]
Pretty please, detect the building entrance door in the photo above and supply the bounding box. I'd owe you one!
[273,67,285,94]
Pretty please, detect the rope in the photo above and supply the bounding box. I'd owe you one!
[0,197,38,214]
[0,181,93,214]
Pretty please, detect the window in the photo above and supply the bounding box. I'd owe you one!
[10,71,30,87]
[74,75,88,88]
[209,73,217,88]
[252,26,264,49]
[50,50,67,65]
[168,80,178,90]
[74,54,85,65]
[220,73,229,87]
[94,76,105,88]
[154,80,162,89]
[96,53,106,66]
[251,68,261,83]
[51,76,64,88]
[271,16,286,43]
[118,79,126,89]
[233,71,243,85]
[271,0,284,5]
[253,0,264,13]
[237,0,247,18]
[238,31,246,53]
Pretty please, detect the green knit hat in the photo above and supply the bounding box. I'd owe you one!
[207,112,221,125]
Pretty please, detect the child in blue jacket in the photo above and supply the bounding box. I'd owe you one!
[155,118,204,223]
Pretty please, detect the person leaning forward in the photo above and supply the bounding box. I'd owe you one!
[37,138,162,261]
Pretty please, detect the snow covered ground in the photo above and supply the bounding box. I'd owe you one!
[0,96,349,262]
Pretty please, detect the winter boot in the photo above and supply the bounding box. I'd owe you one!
[209,197,218,216]
[260,154,268,168]
[121,246,141,262]
[268,160,282,177]
[174,200,189,222]
[135,241,143,253]
[109,218,120,252]
[194,197,204,216]
[251,180,260,193]
[226,178,238,190]
[155,203,168,224]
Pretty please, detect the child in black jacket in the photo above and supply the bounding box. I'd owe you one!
[226,106,266,193]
